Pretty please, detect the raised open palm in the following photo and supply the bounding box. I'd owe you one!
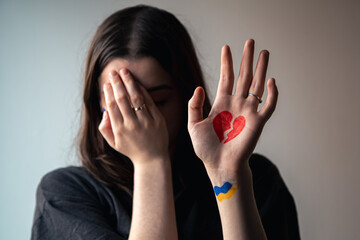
[188,39,278,171]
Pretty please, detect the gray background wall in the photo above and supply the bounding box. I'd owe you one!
[1,0,359,239]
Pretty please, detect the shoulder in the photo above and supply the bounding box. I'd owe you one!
[39,166,88,184]
[33,166,121,224]
[35,166,110,206]
[38,166,95,192]
[32,166,131,239]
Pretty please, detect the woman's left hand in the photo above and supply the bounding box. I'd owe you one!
[188,39,278,172]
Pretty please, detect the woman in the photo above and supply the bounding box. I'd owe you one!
[31,4,300,240]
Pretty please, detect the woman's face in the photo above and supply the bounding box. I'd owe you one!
[98,57,184,157]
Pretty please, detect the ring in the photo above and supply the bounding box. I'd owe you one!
[248,93,262,103]
[133,103,146,111]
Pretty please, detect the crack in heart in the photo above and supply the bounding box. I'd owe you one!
[213,111,246,143]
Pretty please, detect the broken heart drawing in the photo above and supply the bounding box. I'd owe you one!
[213,111,246,143]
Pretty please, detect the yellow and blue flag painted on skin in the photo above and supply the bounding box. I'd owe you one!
[214,182,237,202]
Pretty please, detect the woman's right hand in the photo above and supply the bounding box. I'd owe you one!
[98,68,170,165]
[99,68,178,240]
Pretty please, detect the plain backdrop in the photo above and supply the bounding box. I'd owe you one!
[1,0,359,239]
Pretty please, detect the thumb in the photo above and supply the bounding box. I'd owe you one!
[188,87,205,131]
[98,110,115,148]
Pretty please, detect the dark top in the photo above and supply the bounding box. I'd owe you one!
[31,154,300,239]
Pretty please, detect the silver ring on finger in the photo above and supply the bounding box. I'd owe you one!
[248,93,263,103]
[133,103,146,111]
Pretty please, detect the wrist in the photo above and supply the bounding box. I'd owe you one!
[133,155,171,171]
[205,162,252,187]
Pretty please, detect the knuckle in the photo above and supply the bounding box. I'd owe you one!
[114,128,122,136]
[188,98,193,108]
[131,94,144,104]
[113,124,121,132]
[107,99,117,109]
[221,74,228,82]
[98,119,107,130]
[110,75,119,83]
[142,119,151,129]
[126,121,138,131]
[115,94,127,103]
[239,68,248,79]
[221,71,234,80]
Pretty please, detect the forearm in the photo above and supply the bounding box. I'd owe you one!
[129,158,178,240]
[206,163,267,240]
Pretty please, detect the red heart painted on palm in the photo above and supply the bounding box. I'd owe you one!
[213,111,246,143]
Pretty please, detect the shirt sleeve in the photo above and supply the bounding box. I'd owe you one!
[31,167,126,240]
[250,154,301,240]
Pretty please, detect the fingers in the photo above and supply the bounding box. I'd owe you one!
[138,84,159,120]
[98,110,115,148]
[108,71,136,122]
[216,45,235,96]
[235,39,254,97]
[188,87,205,131]
[119,68,151,121]
[248,50,269,105]
[259,78,278,120]
[104,81,124,138]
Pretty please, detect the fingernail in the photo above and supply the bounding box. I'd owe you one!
[222,45,229,52]
[109,71,117,78]
[121,68,128,75]
[102,110,107,119]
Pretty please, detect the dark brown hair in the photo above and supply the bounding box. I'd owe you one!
[77,4,212,193]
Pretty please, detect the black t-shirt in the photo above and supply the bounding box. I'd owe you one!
[31,154,300,239]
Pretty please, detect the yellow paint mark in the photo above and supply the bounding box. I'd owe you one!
[216,186,237,202]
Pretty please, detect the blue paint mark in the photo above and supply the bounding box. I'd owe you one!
[102,108,106,112]
[214,182,233,196]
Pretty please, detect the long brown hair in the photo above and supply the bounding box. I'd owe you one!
[77,4,212,193]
